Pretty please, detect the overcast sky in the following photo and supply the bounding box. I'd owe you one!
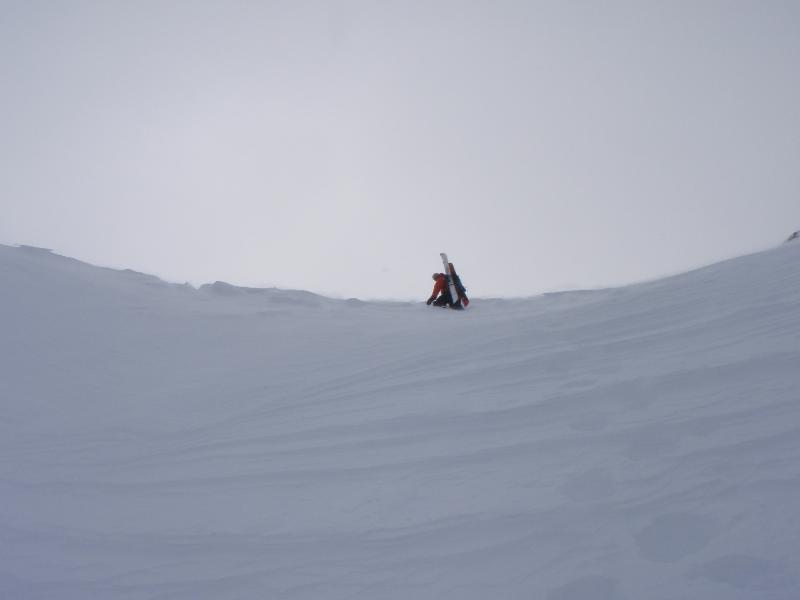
[2,1,798,299]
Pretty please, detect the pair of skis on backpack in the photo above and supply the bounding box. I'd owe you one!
[440,252,470,309]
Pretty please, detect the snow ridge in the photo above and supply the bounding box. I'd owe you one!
[1,242,799,600]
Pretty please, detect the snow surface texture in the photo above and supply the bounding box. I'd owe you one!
[1,242,800,600]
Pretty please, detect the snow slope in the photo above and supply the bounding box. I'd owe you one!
[1,242,799,600]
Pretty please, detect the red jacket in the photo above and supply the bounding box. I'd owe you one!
[430,274,448,300]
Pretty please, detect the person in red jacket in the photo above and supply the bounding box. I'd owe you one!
[427,273,462,309]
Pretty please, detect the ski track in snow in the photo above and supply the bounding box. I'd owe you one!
[1,242,800,599]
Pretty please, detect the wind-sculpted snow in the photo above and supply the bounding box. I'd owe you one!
[1,242,799,599]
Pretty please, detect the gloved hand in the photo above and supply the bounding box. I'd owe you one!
[426,297,434,305]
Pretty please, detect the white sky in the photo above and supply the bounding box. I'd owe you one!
[2,1,799,300]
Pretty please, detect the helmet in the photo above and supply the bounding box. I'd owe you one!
[432,273,440,280]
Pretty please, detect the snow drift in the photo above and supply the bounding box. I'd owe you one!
[1,242,799,599]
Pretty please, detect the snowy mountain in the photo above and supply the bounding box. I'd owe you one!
[1,242,799,600]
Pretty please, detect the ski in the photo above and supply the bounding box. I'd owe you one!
[440,252,460,307]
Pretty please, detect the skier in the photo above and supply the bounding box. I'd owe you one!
[426,273,463,309]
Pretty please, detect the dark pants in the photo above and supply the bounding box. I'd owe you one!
[433,293,463,309]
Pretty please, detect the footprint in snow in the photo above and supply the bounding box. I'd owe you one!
[623,429,676,460]
[691,554,800,592]
[635,513,717,563]
[569,412,609,432]
[547,575,623,600]
[560,468,616,503]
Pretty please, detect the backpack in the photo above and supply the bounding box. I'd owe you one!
[448,262,469,306]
